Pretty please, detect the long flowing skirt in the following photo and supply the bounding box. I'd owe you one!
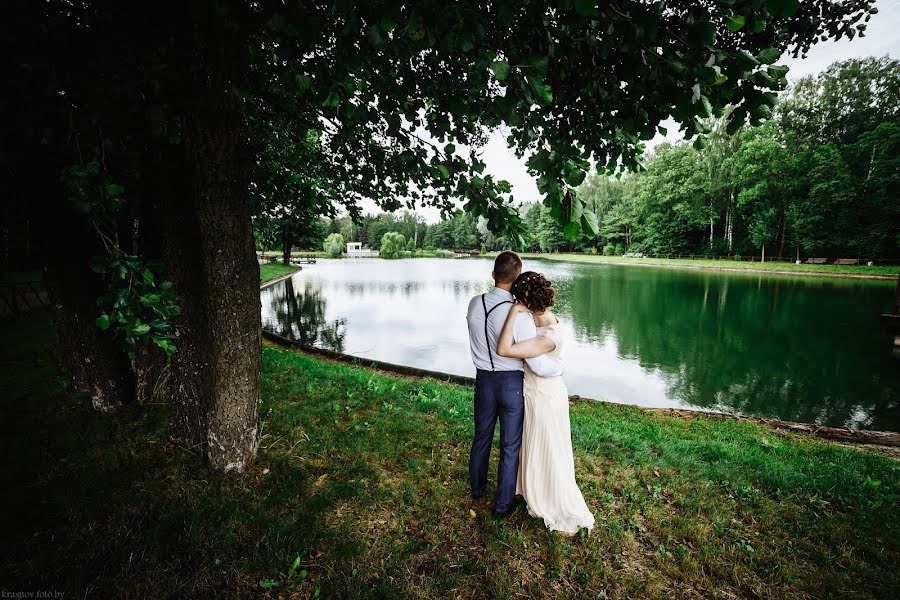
[516,370,595,534]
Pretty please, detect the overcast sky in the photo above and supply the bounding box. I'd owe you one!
[357,0,900,223]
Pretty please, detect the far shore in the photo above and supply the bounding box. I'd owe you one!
[497,252,900,281]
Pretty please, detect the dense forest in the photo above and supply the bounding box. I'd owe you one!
[258,57,899,260]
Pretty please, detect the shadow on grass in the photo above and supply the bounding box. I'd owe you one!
[2,309,898,599]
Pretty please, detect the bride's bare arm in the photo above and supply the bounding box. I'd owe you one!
[497,304,556,358]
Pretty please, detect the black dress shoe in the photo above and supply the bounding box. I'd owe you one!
[494,506,516,519]
[471,490,484,500]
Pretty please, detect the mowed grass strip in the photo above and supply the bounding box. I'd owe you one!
[2,310,898,599]
[512,252,900,278]
[260,262,301,283]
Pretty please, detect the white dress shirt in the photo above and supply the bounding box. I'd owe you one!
[466,287,564,378]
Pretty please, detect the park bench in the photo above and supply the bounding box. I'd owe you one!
[805,257,828,264]
[834,258,860,265]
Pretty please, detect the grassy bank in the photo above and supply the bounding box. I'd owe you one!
[2,310,898,599]
[260,262,301,283]
[509,253,900,278]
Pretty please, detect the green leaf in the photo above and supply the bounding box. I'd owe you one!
[699,95,713,118]
[564,169,586,187]
[435,165,450,179]
[757,47,781,64]
[471,176,485,189]
[581,211,599,237]
[563,221,581,241]
[527,76,553,106]
[490,60,511,81]
[767,64,789,80]
[734,50,759,70]
[129,323,151,336]
[521,56,549,76]
[323,91,340,108]
[570,196,584,223]
[287,555,302,579]
[725,15,745,32]
[444,143,456,155]
[96,314,110,331]
[693,136,707,150]
[105,183,125,198]
[259,579,279,590]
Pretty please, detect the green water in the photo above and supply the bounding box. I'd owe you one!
[261,257,899,431]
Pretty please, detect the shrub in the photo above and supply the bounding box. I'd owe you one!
[614,243,625,255]
[434,249,455,258]
[323,233,344,258]
[602,244,615,256]
[589,246,599,255]
[480,245,487,255]
[380,231,406,259]
[406,238,415,252]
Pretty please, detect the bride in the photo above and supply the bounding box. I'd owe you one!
[496,271,595,535]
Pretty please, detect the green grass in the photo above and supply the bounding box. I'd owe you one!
[2,309,898,598]
[509,253,900,278]
[260,262,301,283]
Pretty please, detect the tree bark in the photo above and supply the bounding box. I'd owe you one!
[160,8,260,472]
[282,229,293,264]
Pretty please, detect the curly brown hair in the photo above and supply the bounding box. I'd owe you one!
[511,271,556,311]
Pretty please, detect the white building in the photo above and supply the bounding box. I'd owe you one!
[346,241,379,257]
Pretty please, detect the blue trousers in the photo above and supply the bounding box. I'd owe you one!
[469,369,524,513]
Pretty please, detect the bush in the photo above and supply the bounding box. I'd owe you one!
[480,245,487,255]
[589,246,599,255]
[614,243,625,255]
[380,231,406,259]
[323,233,344,258]
[406,238,415,252]
[602,244,615,256]
[434,249,455,258]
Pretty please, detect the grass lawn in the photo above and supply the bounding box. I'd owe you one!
[2,309,898,599]
[510,253,900,278]
[260,261,301,283]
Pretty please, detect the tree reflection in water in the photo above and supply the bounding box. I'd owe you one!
[557,266,899,431]
[262,278,346,353]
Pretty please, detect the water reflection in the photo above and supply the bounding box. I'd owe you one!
[261,258,899,431]
[261,277,347,353]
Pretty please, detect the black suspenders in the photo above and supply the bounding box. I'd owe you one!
[481,293,512,370]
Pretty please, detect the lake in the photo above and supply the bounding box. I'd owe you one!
[260,257,899,432]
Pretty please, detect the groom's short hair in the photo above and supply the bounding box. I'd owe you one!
[493,251,522,284]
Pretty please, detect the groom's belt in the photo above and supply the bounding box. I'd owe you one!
[475,369,524,377]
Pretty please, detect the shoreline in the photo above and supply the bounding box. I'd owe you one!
[503,253,900,281]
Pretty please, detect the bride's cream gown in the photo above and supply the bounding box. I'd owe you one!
[516,321,595,534]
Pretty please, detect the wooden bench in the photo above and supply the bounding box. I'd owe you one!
[834,258,860,265]
[805,257,828,264]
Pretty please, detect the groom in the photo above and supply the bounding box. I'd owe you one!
[466,251,563,516]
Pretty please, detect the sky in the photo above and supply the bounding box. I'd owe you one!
[357,0,900,224]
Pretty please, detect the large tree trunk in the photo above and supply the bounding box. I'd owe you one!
[162,8,260,472]
[282,229,293,264]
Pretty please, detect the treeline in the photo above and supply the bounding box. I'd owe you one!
[261,58,898,260]
[578,57,900,259]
